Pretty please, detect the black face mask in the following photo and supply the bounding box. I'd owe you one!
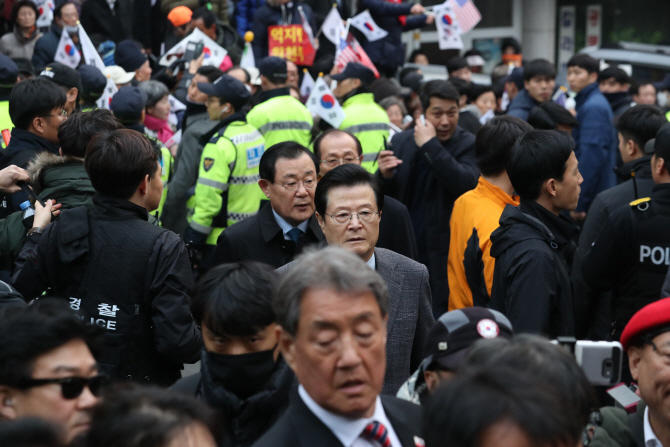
[203,348,276,401]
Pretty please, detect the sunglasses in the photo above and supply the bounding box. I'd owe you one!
[17,374,109,399]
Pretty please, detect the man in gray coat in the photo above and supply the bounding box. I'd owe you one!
[308,164,434,394]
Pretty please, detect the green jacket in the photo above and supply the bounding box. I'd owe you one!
[0,153,96,269]
[339,93,390,173]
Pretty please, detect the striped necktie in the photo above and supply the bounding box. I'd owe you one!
[362,421,392,447]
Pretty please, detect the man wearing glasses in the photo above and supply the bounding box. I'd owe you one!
[311,164,433,395]
[0,302,106,445]
[211,141,325,268]
[313,129,418,260]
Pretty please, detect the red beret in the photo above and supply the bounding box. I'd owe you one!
[621,297,670,351]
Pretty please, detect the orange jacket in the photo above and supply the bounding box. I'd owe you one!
[448,177,519,310]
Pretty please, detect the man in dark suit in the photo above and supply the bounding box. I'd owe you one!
[377,80,479,318]
[254,246,423,447]
[314,129,418,260]
[210,142,325,268]
[313,164,433,395]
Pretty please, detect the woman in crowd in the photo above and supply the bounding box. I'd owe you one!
[0,1,42,60]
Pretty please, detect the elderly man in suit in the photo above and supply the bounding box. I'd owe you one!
[314,129,419,260]
[211,142,326,268]
[254,246,423,447]
[313,164,434,394]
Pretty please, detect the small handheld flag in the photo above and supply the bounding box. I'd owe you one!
[350,10,388,42]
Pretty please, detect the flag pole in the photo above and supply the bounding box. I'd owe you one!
[315,3,338,40]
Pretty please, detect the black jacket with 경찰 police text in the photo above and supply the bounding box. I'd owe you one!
[11,194,202,385]
[583,183,670,333]
[490,199,578,338]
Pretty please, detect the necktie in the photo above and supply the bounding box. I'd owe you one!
[287,227,303,242]
[362,421,392,447]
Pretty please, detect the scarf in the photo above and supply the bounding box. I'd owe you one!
[143,113,174,145]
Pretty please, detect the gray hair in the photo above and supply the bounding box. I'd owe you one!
[138,80,169,108]
[274,246,389,336]
[378,96,407,116]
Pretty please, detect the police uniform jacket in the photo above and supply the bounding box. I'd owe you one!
[247,87,313,148]
[490,198,578,338]
[378,127,478,317]
[572,155,654,339]
[210,203,326,268]
[583,183,670,333]
[12,194,202,384]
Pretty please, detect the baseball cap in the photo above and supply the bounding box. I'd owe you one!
[167,6,193,27]
[258,56,287,80]
[401,71,424,93]
[40,62,81,90]
[651,122,670,160]
[198,74,251,110]
[115,40,147,73]
[245,66,261,86]
[78,65,107,98]
[503,67,525,91]
[423,307,514,371]
[331,62,376,85]
[621,297,670,350]
[653,74,670,92]
[110,86,147,123]
[104,65,135,86]
[0,55,18,86]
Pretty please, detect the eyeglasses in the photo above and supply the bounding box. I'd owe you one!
[320,156,363,168]
[325,211,379,224]
[17,374,109,399]
[40,109,68,118]
[278,179,316,192]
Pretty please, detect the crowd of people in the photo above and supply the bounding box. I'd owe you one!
[0,0,669,446]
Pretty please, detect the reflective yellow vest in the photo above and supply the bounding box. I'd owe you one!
[339,93,390,173]
[247,94,312,148]
[190,121,266,245]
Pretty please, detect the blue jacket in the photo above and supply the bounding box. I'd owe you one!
[236,0,265,37]
[505,88,538,121]
[251,1,316,62]
[572,82,617,212]
[359,0,426,74]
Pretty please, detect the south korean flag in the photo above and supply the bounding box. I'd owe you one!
[306,76,346,128]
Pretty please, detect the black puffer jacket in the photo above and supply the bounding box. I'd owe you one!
[490,199,578,337]
[172,357,296,447]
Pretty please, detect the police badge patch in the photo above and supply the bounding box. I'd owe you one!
[203,158,215,172]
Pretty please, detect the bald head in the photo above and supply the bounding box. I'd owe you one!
[314,130,363,175]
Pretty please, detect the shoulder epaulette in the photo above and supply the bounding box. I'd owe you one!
[630,197,651,206]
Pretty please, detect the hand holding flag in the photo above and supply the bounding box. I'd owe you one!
[350,10,388,42]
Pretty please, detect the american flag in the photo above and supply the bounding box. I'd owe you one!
[335,33,380,78]
[450,0,481,34]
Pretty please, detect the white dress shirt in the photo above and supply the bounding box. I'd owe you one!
[299,385,402,447]
[645,406,663,447]
[366,253,376,270]
[272,209,309,241]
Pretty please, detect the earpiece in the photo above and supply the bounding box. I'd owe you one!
[4,398,12,406]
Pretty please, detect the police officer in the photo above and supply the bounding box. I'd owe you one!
[246,57,312,148]
[184,74,265,255]
[77,65,107,112]
[583,122,670,339]
[0,55,18,148]
[332,63,390,173]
